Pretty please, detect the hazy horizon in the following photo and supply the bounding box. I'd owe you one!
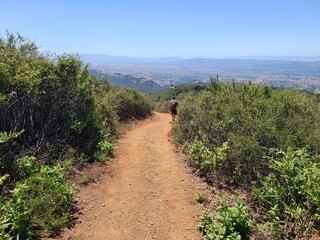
[80,53,320,62]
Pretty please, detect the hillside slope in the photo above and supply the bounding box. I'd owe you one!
[89,69,163,93]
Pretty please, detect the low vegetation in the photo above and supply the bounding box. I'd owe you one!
[198,198,252,240]
[172,79,320,239]
[253,147,320,239]
[175,80,320,183]
[196,193,209,204]
[0,32,152,238]
[2,31,320,239]
[0,156,76,239]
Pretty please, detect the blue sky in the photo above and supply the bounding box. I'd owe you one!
[1,0,319,58]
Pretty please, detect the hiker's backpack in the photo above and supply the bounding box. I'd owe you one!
[170,100,177,110]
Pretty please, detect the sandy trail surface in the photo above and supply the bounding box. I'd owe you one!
[58,112,204,240]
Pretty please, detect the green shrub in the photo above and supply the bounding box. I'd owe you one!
[0,186,30,239]
[196,193,209,204]
[252,147,320,239]
[106,87,153,122]
[0,32,154,239]
[198,201,252,239]
[186,138,229,179]
[0,32,153,168]
[98,140,114,156]
[79,175,90,185]
[95,140,114,162]
[18,156,38,179]
[93,80,120,140]
[0,33,102,162]
[0,156,76,239]
[0,131,25,179]
[173,82,320,183]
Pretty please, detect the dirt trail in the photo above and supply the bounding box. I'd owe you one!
[60,112,204,240]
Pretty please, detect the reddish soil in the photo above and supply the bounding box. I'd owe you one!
[55,112,207,240]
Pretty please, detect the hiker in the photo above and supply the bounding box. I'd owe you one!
[169,97,178,121]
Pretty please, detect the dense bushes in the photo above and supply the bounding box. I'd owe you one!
[106,87,153,121]
[252,147,320,239]
[0,156,76,239]
[174,80,320,238]
[0,32,152,167]
[198,200,252,239]
[0,33,101,165]
[185,138,229,180]
[174,82,320,183]
[0,32,153,238]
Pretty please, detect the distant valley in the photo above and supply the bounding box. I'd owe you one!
[82,54,320,93]
[89,70,163,93]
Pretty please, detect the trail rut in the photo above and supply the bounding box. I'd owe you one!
[59,112,204,240]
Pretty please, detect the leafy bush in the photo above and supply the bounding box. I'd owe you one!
[18,156,38,179]
[186,138,229,179]
[98,140,114,156]
[79,175,90,185]
[0,32,102,164]
[0,156,76,239]
[252,147,320,239]
[174,82,320,183]
[196,193,209,204]
[95,140,114,162]
[92,80,120,140]
[198,200,252,239]
[0,32,154,238]
[0,32,153,166]
[0,131,24,177]
[106,87,153,122]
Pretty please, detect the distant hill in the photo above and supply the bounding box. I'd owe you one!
[81,54,183,68]
[89,69,163,93]
[83,55,320,93]
[80,54,320,66]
